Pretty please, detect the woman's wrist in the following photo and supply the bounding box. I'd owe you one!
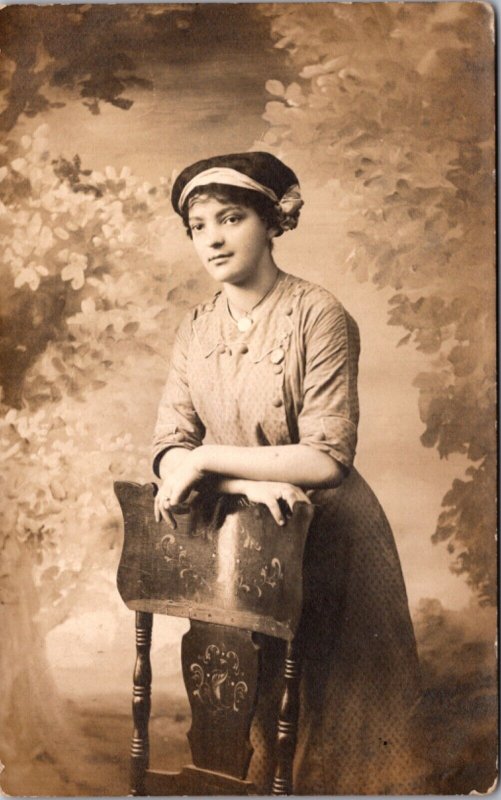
[215,477,250,495]
[191,444,214,475]
[158,447,191,480]
[196,474,249,496]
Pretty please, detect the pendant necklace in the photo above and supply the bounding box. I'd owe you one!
[228,272,280,333]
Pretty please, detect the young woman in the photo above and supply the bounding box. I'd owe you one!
[152,152,423,794]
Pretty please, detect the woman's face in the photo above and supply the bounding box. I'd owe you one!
[187,196,275,285]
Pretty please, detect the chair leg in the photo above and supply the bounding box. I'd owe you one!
[271,638,301,796]
[131,611,153,796]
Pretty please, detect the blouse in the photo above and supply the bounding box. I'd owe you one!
[152,270,360,477]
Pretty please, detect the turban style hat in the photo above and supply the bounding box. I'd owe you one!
[171,151,303,232]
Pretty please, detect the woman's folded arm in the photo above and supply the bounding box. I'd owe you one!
[191,442,345,489]
[157,442,345,490]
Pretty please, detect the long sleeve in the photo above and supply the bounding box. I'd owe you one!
[297,295,360,471]
[152,313,205,477]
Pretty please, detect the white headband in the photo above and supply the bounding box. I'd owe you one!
[178,167,280,211]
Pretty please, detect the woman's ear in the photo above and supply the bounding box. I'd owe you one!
[267,225,280,241]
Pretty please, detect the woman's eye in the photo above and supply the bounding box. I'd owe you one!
[190,223,204,232]
[224,214,242,225]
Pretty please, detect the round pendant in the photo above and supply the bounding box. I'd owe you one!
[270,347,285,364]
[237,316,253,332]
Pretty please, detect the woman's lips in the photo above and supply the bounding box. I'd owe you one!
[209,253,233,263]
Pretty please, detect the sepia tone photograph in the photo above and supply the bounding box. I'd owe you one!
[0,2,497,797]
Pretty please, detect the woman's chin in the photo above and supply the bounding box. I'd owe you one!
[208,265,252,285]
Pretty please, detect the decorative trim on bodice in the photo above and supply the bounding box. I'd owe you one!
[191,274,303,367]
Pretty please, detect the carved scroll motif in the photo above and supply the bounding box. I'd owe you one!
[115,482,314,640]
[160,532,213,595]
[182,622,259,778]
[237,557,284,599]
[190,644,249,713]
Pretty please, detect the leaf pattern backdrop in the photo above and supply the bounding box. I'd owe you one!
[0,4,496,795]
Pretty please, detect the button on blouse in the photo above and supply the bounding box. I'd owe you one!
[152,271,360,477]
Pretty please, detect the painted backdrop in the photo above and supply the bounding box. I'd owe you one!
[0,3,496,795]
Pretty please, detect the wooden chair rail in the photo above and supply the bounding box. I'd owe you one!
[115,481,315,796]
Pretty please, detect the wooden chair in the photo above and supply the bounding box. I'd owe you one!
[114,481,314,796]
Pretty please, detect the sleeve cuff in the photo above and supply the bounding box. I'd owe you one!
[152,431,200,478]
[299,414,357,471]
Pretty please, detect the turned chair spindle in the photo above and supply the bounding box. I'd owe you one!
[115,482,314,796]
[131,611,153,796]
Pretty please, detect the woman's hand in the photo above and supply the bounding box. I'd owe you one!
[239,480,311,527]
[154,454,204,527]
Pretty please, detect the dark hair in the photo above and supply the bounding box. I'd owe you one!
[181,183,284,240]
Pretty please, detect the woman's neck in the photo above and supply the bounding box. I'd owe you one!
[223,260,280,315]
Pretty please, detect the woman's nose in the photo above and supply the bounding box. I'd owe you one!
[207,224,224,248]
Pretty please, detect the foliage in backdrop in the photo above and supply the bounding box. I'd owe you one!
[0,124,211,783]
[259,1,496,604]
[0,4,189,130]
[0,3,496,795]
